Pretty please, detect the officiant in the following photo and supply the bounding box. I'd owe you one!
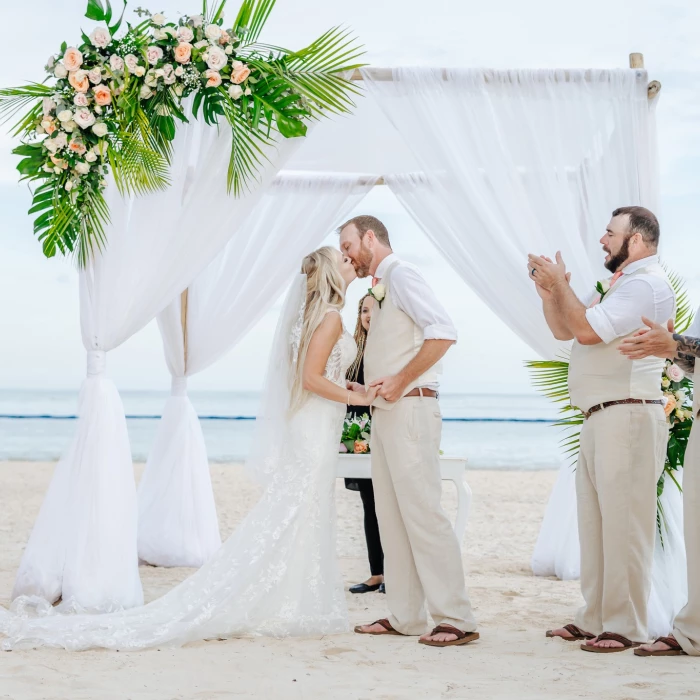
[345,294,385,594]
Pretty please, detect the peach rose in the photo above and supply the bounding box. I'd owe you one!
[664,395,677,417]
[231,62,251,84]
[69,70,90,93]
[173,42,192,64]
[219,29,230,45]
[41,119,57,135]
[63,47,83,72]
[93,84,112,106]
[50,155,69,169]
[68,139,87,155]
[205,69,222,88]
[353,440,369,454]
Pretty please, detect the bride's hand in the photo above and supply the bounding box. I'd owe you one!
[352,385,378,406]
[346,381,364,393]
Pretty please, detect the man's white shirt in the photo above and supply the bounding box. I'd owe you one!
[373,253,457,390]
[584,255,675,344]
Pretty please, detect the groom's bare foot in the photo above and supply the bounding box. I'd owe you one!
[420,629,459,644]
[356,622,391,634]
[638,636,677,654]
[549,627,582,640]
[585,636,627,649]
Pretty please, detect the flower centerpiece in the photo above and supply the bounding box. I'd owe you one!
[340,412,371,454]
[0,0,363,264]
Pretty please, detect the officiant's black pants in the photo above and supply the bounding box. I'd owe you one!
[359,481,384,577]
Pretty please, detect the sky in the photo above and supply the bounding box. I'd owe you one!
[0,0,699,396]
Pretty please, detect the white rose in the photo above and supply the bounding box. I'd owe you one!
[598,279,611,294]
[63,120,77,133]
[224,44,233,55]
[190,14,204,27]
[153,28,168,41]
[667,364,685,383]
[57,109,73,122]
[53,132,68,149]
[124,54,139,72]
[371,284,386,302]
[177,26,194,42]
[42,97,57,115]
[42,163,53,173]
[54,63,68,79]
[40,118,53,132]
[89,27,111,49]
[164,26,177,38]
[36,125,46,135]
[146,45,164,65]
[194,39,209,49]
[45,55,56,70]
[145,69,159,87]
[88,68,102,84]
[65,180,74,192]
[228,84,243,99]
[139,84,154,99]
[92,122,109,137]
[174,65,184,77]
[162,64,176,85]
[73,108,96,129]
[244,87,251,96]
[94,105,103,114]
[231,60,243,70]
[73,92,89,107]
[74,161,91,175]
[662,377,671,389]
[110,54,124,72]
[44,139,59,153]
[151,13,166,26]
[204,23,222,42]
[133,65,146,77]
[85,150,98,163]
[205,45,227,70]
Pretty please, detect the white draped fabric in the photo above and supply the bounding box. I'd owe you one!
[137,172,377,567]
[363,66,658,358]
[12,115,302,611]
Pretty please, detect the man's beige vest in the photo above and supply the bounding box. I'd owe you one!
[568,262,674,413]
[364,261,440,411]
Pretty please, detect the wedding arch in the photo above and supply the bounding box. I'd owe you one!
[3,34,668,612]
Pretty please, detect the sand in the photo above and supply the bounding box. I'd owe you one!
[0,461,696,700]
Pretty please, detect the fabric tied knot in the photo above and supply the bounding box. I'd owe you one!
[86,350,106,377]
[171,376,188,396]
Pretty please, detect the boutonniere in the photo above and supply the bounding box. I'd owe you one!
[368,283,386,308]
[595,278,611,303]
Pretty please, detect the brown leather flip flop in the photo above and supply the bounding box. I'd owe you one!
[419,624,480,647]
[546,624,595,641]
[580,632,641,653]
[353,618,404,636]
[634,636,687,657]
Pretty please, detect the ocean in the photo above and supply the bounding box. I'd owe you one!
[0,390,567,469]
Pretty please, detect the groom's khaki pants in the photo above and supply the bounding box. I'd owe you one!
[674,419,700,655]
[371,396,476,635]
[575,404,668,642]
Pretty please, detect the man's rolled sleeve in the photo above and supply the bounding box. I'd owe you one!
[585,306,618,345]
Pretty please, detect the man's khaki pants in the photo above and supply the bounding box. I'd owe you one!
[370,396,476,635]
[674,420,700,655]
[575,403,668,642]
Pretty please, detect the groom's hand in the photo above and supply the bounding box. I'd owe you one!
[346,381,364,393]
[370,375,406,403]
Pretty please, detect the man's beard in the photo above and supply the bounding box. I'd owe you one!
[604,235,632,273]
[352,241,374,278]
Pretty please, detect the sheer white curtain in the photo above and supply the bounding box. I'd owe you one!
[363,66,657,358]
[12,116,302,612]
[137,172,378,568]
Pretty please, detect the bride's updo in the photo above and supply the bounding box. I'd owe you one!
[290,246,346,410]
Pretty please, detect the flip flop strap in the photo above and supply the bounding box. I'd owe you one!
[372,619,395,633]
[564,624,589,638]
[431,624,468,640]
[597,632,634,647]
[654,636,682,650]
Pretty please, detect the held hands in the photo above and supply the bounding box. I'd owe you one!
[619,317,677,360]
[369,374,407,403]
[355,384,379,406]
[527,252,571,294]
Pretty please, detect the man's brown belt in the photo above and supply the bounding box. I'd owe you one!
[404,388,438,399]
[582,398,663,420]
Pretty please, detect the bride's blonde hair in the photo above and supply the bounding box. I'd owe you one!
[290,246,346,411]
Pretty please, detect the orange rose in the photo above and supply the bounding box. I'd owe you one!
[664,395,677,417]
[173,42,192,64]
[93,84,112,106]
[231,62,251,84]
[205,69,222,88]
[353,440,369,454]
[68,139,87,156]
[50,155,69,169]
[69,70,90,93]
[63,47,83,72]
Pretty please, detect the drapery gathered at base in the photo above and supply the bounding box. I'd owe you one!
[13,113,303,612]
[137,172,378,568]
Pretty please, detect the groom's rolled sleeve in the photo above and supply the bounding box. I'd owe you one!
[391,264,458,342]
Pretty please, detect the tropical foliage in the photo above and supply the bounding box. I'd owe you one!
[0,0,364,265]
[527,269,695,538]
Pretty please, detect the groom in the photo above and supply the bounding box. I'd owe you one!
[339,215,478,647]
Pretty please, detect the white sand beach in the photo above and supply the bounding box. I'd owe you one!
[0,462,695,700]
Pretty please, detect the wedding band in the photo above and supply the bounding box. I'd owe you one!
[531,268,536,276]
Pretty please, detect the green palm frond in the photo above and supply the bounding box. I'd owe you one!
[0,84,54,128]
[108,132,170,197]
[665,264,693,333]
[232,0,276,44]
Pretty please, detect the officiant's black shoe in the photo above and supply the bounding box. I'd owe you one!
[379,583,386,594]
[349,582,382,594]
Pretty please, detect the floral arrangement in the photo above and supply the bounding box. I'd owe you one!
[0,0,363,264]
[339,412,371,454]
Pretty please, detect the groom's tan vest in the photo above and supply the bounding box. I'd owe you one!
[568,262,673,413]
[364,261,440,411]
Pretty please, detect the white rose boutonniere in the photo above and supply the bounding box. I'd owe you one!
[369,283,386,308]
[595,278,611,302]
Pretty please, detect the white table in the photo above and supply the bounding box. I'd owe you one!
[336,454,471,543]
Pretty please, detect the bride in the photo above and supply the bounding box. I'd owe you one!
[0,246,377,651]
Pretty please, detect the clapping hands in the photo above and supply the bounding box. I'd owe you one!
[527,252,572,296]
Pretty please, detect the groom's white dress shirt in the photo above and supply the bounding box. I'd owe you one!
[584,255,675,344]
[373,254,457,391]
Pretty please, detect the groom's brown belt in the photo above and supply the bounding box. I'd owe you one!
[582,398,663,420]
[404,388,439,399]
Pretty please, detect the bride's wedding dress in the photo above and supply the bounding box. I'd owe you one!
[0,277,356,651]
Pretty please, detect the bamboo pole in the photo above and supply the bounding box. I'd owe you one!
[180,288,189,372]
[629,52,644,69]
